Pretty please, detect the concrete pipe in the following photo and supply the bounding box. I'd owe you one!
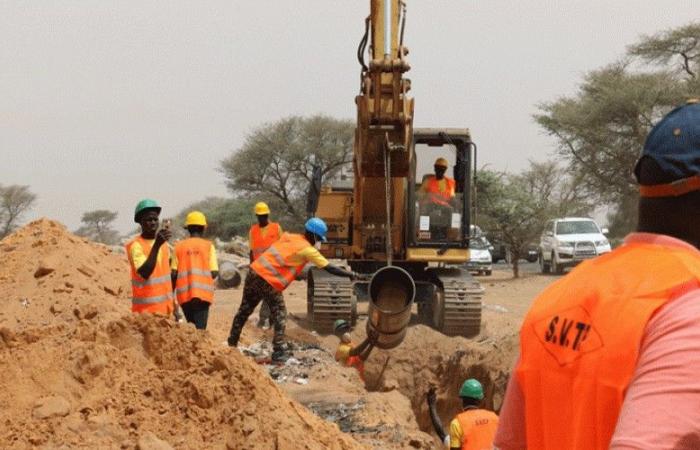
[367,266,415,349]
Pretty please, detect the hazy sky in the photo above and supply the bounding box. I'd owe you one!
[2,1,697,233]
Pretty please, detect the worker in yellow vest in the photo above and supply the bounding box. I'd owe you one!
[420,157,456,208]
[248,201,283,329]
[227,217,362,362]
[427,379,498,449]
[495,100,700,449]
[125,199,174,315]
[171,211,219,330]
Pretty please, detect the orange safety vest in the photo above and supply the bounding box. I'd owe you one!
[249,222,282,261]
[174,237,215,305]
[424,176,455,206]
[516,241,700,450]
[250,232,310,292]
[335,343,366,381]
[455,409,499,450]
[125,236,174,314]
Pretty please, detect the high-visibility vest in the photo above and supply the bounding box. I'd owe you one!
[125,236,174,314]
[424,176,455,206]
[516,241,700,449]
[454,409,499,450]
[249,222,282,261]
[174,237,215,304]
[335,342,366,381]
[250,233,310,292]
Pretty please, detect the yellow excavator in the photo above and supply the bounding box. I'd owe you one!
[307,0,482,337]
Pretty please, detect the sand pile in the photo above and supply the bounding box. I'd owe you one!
[0,219,131,331]
[360,321,516,435]
[0,314,366,450]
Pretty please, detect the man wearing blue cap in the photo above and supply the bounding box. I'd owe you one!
[495,99,700,449]
[227,218,363,362]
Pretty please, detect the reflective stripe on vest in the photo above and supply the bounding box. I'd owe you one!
[425,176,455,206]
[250,233,309,292]
[455,409,499,450]
[125,236,174,315]
[516,242,700,450]
[174,237,215,304]
[250,222,282,261]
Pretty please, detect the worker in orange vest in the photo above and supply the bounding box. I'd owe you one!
[427,379,498,449]
[248,201,283,329]
[495,100,700,449]
[171,211,219,330]
[333,319,378,382]
[227,217,363,362]
[420,157,456,208]
[125,199,174,315]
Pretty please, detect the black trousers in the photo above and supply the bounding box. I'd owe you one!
[181,298,210,330]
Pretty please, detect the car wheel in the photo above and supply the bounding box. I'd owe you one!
[539,251,550,274]
[552,252,564,275]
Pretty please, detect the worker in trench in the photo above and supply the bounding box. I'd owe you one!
[170,211,218,330]
[227,217,365,362]
[426,379,499,449]
[125,199,175,315]
[248,201,283,329]
[495,100,700,449]
[332,319,378,381]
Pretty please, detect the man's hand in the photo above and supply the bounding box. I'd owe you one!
[427,386,437,406]
[351,272,370,282]
[367,327,380,343]
[155,228,172,245]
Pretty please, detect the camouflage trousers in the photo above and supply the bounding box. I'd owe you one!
[227,270,286,352]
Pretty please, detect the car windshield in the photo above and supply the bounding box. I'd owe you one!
[556,220,599,235]
[469,237,489,250]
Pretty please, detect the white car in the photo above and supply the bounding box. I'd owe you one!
[539,218,611,274]
[467,236,493,276]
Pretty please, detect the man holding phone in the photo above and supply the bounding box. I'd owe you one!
[125,199,175,315]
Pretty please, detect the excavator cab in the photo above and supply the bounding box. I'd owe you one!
[409,129,473,253]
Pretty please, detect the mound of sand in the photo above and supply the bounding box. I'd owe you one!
[0,314,365,449]
[0,220,366,449]
[0,219,131,331]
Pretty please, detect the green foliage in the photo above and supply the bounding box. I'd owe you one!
[75,209,119,244]
[477,162,594,277]
[535,22,699,238]
[0,184,37,238]
[220,115,354,224]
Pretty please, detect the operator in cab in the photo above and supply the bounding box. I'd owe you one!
[420,157,456,209]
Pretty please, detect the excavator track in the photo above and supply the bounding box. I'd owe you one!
[307,268,356,334]
[430,268,483,337]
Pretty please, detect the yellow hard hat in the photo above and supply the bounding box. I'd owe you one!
[185,211,207,227]
[434,157,449,168]
[254,202,271,215]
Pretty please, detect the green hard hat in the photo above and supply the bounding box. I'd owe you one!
[134,198,161,223]
[459,378,484,400]
[334,319,350,334]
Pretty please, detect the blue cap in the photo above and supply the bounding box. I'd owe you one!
[635,100,700,186]
[305,217,328,242]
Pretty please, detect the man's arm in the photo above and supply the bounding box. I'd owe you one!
[209,243,219,279]
[136,229,170,279]
[349,328,378,360]
[610,290,700,449]
[427,388,448,443]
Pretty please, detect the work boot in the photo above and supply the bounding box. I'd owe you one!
[227,336,238,347]
[271,349,290,363]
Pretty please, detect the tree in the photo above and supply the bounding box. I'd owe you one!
[75,209,120,244]
[477,162,593,278]
[628,23,700,79]
[220,115,354,227]
[0,184,37,238]
[535,22,699,237]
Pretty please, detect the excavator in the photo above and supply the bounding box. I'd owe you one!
[307,0,482,338]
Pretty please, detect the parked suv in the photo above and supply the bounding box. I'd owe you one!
[539,218,611,274]
[467,236,493,276]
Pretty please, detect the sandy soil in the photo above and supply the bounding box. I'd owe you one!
[0,219,560,449]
